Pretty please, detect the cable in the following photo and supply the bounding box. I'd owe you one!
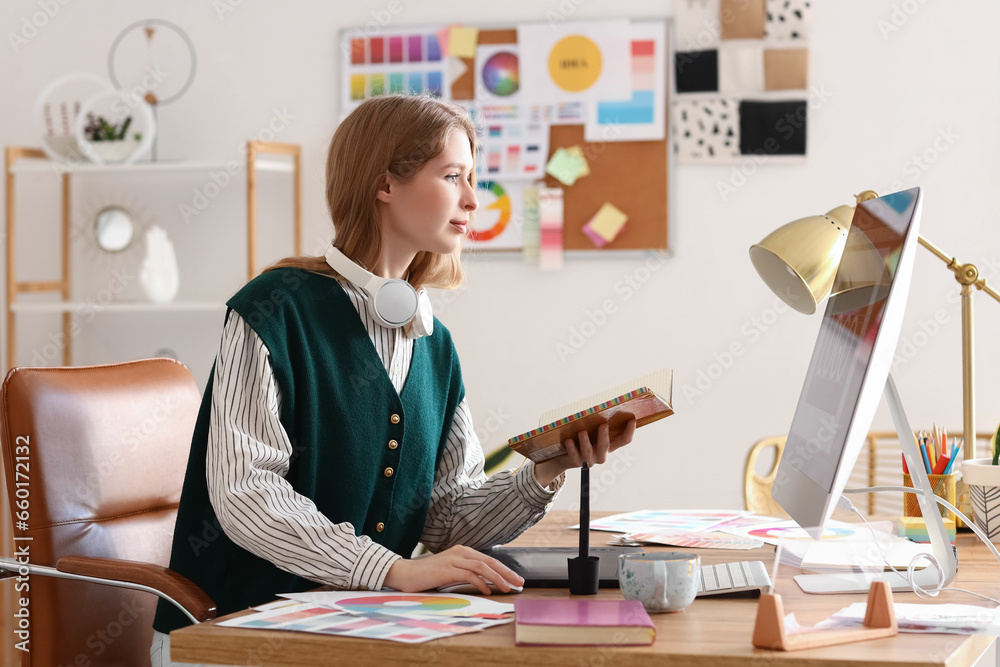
[838,488,1000,607]
[843,485,1000,564]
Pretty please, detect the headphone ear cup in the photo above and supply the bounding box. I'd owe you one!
[408,290,434,338]
[372,280,419,327]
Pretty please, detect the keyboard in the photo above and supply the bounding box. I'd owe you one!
[697,560,771,597]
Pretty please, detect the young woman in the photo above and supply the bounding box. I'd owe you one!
[150,95,636,663]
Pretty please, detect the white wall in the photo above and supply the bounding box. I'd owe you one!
[3,0,999,514]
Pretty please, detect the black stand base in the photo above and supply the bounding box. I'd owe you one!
[568,556,601,595]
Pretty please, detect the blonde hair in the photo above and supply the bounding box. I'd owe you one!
[264,95,477,290]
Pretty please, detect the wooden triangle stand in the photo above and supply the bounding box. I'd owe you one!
[752,581,898,651]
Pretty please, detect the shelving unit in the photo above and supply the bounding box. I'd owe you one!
[3,140,302,372]
[0,143,302,663]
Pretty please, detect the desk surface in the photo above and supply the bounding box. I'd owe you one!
[171,511,999,666]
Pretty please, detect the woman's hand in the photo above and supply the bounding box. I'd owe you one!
[383,545,524,595]
[533,418,637,488]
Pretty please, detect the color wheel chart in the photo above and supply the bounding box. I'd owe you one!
[336,594,471,614]
[466,180,524,250]
[747,525,857,542]
[481,51,519,96]
[342,31,448,105]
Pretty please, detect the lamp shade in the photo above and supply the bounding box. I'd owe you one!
[749,204,855,314]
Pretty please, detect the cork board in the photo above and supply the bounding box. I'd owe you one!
[439,23,669,252]
[543,127,668,251]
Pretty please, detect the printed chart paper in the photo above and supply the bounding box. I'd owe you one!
[573,509,745,533]
[341,29,449,108]
[465,179,528,250]
[218,601,510,643]
[586,21,667,142]
[611,530,764,550]
[517,20,630,103]
[279,590,515,618]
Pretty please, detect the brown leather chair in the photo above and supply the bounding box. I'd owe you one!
[0,359,217,666]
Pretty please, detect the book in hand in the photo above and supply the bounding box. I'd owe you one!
[513,599,655,646]
[507,368,673,463]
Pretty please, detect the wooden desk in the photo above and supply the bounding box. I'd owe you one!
[171,511,999,666]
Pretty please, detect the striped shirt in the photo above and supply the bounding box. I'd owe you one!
[205,278,566,593]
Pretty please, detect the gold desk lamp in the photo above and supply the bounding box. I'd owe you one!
[750,190,1000,517]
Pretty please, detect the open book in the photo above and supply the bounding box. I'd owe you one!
[507,368,673,463]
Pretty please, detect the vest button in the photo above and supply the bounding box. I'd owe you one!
[376,522,385,532]
[384,467,394,477]
[388,439,398,450]
[390,414,400,424]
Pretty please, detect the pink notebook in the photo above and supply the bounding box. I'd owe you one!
[513,599,655,646]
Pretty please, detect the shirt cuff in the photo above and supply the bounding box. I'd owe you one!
[515,459,566,508]
[348,541,402,592]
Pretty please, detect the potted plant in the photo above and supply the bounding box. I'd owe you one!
[962,424,1000,542]
[83,112,142,163]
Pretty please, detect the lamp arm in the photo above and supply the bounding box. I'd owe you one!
[917,235,1000,305]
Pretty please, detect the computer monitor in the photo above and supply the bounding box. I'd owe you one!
[771,187,956,593]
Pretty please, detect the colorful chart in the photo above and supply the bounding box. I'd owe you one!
[747,525,857,542]
[624,530,764,550]
[469,181,511,242]
[336,595,471,615]
[481,51,519,96]
[343,31,446,104]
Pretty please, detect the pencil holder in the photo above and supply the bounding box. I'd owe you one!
[902,473,957,522]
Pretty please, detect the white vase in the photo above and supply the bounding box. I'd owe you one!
[89,139,140,164]
[962,458,1000,543]
[139,225,179,304]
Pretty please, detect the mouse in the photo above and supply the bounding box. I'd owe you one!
[435,579,524,595]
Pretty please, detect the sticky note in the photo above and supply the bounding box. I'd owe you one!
[448,27,479,58]
[582,203,628,247]
[436,25,453,57]
[545,147,589,186]
[564,146,590,178]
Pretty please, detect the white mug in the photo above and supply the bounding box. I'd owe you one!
[619,552,701,613]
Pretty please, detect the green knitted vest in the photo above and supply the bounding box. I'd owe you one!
[153,268,464,633]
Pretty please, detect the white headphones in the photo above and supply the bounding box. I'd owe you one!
[324,244,434,337]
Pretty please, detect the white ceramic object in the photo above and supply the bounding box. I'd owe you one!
[619,552,700,613]
[139,225,179,304]
[962,458,1000,542]
[88,139,142,164]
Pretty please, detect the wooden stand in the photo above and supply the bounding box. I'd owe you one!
[752,581,897,651]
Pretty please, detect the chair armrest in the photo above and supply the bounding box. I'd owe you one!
[57,556,217,622]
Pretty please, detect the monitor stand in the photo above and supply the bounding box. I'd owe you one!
[794,373,958,594]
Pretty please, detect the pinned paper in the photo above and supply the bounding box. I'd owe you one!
[448,26,479,58]
[436,25,454,57]
[763,48,809,91]
[718,43,765,94]
[522,187,540,263]
[538,187,563,271]
[545,146,589,186]
[449,56,468,85]
[564,146,589,177]
[720,0,766,40]
[582,203,628,247]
